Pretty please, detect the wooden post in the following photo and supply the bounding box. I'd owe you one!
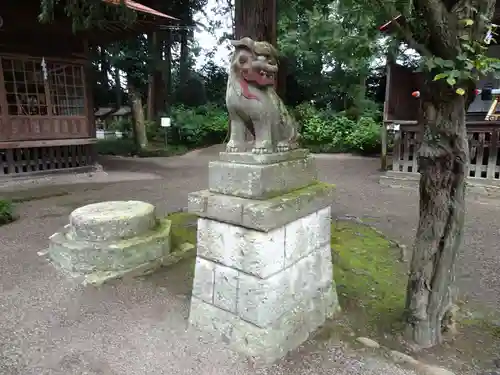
[381,122,388,171]
[83,38,95,138]
[381,64,392,171]
[0,58,10,140]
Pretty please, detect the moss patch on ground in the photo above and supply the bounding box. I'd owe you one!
[330,220,407,338]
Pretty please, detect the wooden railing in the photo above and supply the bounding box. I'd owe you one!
[391,121,500,182]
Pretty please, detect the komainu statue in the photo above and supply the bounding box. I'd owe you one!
[226,37,300,154]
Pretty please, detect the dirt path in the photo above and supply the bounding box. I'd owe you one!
[0,146,498,374]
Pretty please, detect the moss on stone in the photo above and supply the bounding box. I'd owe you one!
[269,181,336,201]
[261,181,336,212]
[166,211,198,251]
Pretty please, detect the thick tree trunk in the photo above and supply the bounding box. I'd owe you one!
[114,67,122,107]
[234,0,277,141]
[179,28,189,86]
[147,32,157,122]
[235,0,276,43]
[129,84,148,150]
[164,30,173,110]
[405,81,468,348]
[147,32,166,121]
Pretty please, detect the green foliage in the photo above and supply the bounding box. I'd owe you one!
[345,117,381,154]
[295,103,381,154]
[0,199,15,226]
[98,104,228,156]
[167,104,228,147]
[107,118,132,133]
[96,138,138,156]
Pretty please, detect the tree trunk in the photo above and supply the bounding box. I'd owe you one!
[129,84,148,150]
[146,31,166,121]
[235,0,276,43]
[114,67,122,107]
[234,0,277,141]
[153,33,166,117]
[179,27,189,86]
[164,30,173,111]
[147,32,158,122]
[405,81,468,348]
[100,46,110,92]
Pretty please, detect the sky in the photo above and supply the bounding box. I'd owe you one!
[192,0,232,69]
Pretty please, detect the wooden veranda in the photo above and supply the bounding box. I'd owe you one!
[0,0,174,177]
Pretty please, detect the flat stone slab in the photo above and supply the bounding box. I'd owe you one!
[218,149,310,165]
[188,182,335,232]
[208,157,317,199]
[69,200,156,242]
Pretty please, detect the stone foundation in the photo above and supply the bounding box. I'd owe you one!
[43,200,187,286]
[188,149,339,364]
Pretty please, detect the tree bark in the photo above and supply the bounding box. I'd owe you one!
[147,32,158,122]
[147,32,166,121]
[235,0,276,43]
[129,84,148,150]
[179,27,189,86]
[405,79,468,348]
[114,67,122,107]
[153,32,166,117]
[164,30,173,112]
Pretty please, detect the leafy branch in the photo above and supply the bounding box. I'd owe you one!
[423,16,500,95]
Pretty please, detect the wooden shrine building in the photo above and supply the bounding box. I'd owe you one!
[380,13,500,193]
[0,0,174,177]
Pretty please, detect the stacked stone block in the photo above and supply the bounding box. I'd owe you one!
[188,149,339,364]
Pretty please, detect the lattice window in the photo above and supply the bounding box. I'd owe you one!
[2,57,85,117]
[3,59,48,116]
[47,63,85,116]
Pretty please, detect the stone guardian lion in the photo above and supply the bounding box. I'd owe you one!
[225,37,300,154]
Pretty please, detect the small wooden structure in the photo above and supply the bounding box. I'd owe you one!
[0,0,173,177]
[111,106,132,121]
[381,61,500,189]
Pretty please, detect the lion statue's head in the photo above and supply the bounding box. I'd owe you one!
[229,37,279,88]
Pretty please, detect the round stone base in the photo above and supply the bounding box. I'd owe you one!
[49,219,171,275]
[69,200,156,242]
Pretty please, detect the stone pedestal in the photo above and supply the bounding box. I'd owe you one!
[43,201,175,286]
[187,150,339,364]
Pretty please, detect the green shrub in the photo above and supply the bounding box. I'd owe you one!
[169,104,228,147]
[295,103,381,154]
[345,117,381,155]
[96,139,138,156]
[0,199,15,226]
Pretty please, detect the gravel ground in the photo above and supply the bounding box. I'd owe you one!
[1,145,498,374]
